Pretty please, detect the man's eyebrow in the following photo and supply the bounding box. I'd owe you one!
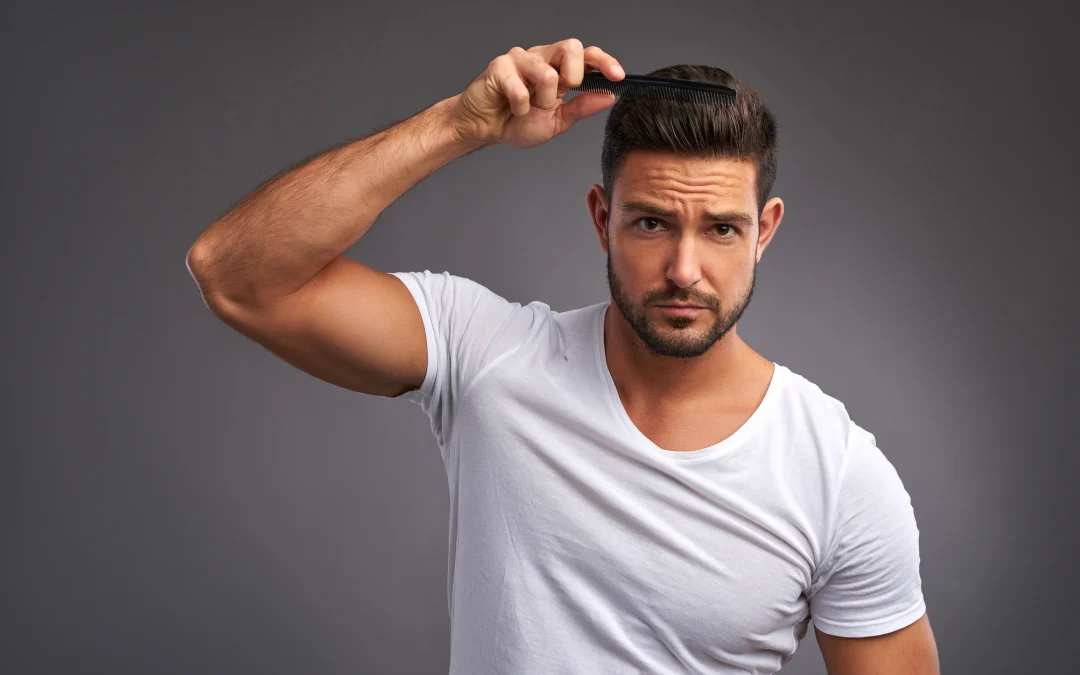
[621,200,755,227]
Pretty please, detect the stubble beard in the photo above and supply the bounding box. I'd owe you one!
[605,250,757,359]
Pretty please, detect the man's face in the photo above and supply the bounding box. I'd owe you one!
[590,150,778,359]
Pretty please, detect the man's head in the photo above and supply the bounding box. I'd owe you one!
[586,65,784,358]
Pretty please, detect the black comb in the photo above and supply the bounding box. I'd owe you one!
[568,71,737,107]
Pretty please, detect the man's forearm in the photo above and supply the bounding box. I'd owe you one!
[186,92,485,308]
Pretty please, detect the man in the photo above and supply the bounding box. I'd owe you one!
[187,39,939,674]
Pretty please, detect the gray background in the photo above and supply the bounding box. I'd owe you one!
[4,0,1077,672]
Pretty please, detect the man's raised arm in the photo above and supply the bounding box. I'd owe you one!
[184,40,625,397]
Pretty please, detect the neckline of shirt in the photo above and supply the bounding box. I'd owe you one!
[591,302,788,462]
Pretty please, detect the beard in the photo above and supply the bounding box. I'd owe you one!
[606,251,757,359]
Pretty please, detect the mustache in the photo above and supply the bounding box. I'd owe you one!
[648,292,719,309]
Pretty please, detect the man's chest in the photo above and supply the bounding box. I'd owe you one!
[452,405,820,658]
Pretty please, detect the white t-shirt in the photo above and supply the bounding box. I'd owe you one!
[389,270,927,675]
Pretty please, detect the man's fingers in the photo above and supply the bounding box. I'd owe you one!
[490,54,532,117]
[509,47,560,110]
[548,38,585,94]
[529,40,623,93]
[583,45,624,81]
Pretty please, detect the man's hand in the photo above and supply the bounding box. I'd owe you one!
[816,613,940,675]
[448,38,625,149]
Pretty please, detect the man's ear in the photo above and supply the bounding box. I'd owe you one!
[756,196,784,263]
[586,184,610,254]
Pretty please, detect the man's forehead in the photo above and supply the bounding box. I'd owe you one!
[615,176,755,219]
[616,153,754,195]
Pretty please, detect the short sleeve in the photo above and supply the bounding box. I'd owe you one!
[808,422,927,638]
[389,270,542,448]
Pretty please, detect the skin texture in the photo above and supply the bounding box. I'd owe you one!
[815,615,940,674]
[586,149,940,674]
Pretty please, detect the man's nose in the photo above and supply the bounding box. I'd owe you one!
[665,237,701,288]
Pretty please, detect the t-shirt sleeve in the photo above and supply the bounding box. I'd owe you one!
[808,422,927,638]
[388,270,541,449]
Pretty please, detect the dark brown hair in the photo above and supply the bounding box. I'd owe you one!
[600,64,778,218]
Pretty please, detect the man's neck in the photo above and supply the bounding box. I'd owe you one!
[603,303,758,411]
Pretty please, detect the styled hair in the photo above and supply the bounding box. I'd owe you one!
[600,64,778,218]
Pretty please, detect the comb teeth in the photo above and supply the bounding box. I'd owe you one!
[568,72,737,107]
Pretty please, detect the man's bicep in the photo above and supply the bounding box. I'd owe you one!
[816,613,940,675]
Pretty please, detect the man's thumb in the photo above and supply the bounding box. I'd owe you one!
[557,91,616,130]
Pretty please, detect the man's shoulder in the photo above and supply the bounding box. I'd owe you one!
[777,367,899,487]
[775,365,856,440]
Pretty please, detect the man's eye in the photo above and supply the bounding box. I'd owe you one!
[635,219,735,236]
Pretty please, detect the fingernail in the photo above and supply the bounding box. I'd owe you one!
[613,65,624,77]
